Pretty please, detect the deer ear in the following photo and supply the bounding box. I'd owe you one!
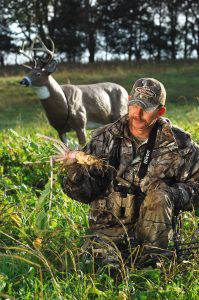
[45,59,57,73]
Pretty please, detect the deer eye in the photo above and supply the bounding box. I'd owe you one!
[36,72,41,76]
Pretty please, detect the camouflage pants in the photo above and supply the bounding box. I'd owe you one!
[82,189,172,268]
[136,182,198,248]
[85,184,196,263]
[136,189,174,249]
[86,189,174,257]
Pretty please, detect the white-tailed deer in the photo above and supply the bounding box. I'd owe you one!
[19,36,128,145]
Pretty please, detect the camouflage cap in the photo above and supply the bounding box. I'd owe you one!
[129,78,166,111]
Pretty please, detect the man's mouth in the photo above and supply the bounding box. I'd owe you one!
[132,117,144,122]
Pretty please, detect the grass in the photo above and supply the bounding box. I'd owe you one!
[0,61,199,299]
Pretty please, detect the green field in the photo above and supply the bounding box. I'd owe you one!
[0,59,199,133]
[0,61,199,299]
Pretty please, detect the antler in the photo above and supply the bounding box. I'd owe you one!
[19,41,37,68]
[30,36,55,65]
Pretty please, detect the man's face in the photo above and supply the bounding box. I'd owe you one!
[128,104,164,132]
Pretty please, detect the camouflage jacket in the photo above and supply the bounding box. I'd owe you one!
[63,115,199,230]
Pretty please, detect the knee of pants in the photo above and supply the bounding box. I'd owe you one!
[143,189,174,212]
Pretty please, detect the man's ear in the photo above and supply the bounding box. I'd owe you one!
[157,106,166,117]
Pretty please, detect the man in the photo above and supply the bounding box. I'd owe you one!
[62,78,199,263]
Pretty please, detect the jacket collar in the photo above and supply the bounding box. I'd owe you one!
[108,115,179,150]
[108,114,129,138]
[157,117,178,150]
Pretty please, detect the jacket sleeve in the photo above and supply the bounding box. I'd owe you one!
[171,138,199,210]
[169,126,199,209]
[62,163,115,204]
[142,126,199,210]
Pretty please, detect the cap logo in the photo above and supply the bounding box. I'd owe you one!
[135,87,156,98]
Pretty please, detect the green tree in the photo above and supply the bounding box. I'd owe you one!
[180,0,193,59]
[48,0,86,62]
[187,0,199,59]
[145,1,168,60]
[0,0,14,65]
[100,0,152,62]
[79,0,102,63]
[166,0,183,59]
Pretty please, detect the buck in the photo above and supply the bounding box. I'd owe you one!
[19,36,128,145]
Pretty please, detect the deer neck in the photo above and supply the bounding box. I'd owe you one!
[36,75,66,102]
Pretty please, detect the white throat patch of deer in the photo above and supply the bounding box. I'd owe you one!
[36,86,50,99]
[19,35,128,145]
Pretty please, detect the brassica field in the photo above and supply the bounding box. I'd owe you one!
[0,61,199,299]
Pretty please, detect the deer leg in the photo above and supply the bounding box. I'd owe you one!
[58,132,68,146]
[76,127,87,145]
[73,109,87,145]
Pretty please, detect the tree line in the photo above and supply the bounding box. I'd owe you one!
[0,0,199,64]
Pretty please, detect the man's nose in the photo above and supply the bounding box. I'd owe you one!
[134,106,144,116]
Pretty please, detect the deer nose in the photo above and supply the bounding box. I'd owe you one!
[20,77,31,87]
